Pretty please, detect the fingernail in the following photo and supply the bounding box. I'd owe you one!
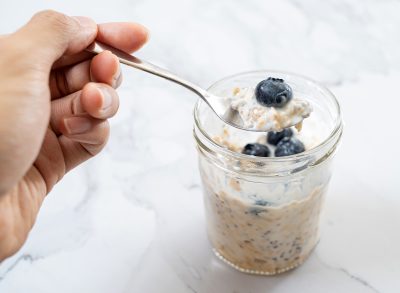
[112,65,122,88]
[141,25,151,41]
[64,117,92,135]
[99,87,113,110]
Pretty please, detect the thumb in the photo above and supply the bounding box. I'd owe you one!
[9,10,97,69]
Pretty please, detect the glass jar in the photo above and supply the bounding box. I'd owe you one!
[193,71,343,275]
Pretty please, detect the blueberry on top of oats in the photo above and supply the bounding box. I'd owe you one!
[275,137,305,157]
[267,128,294,145]
[242,143,271,157]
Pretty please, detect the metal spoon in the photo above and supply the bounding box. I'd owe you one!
[86,41,306,132]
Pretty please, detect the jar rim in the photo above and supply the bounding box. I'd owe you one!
[193,70,343,164]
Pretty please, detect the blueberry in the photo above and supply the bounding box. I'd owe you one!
[249,207,267,216]
[275,137,305,157]
[255,77,293,108]
[242,143,271,157]
[254,199,271,206]
[267,128,293,145]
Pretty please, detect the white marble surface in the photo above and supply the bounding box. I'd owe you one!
[1,0,400,292]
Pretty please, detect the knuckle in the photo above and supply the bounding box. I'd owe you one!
[96,120,110,145]
[114,96,120,113]
[100,120,110,138]
[86,120,110,145]
[33,10,76,35]
[82,121,109,156]
[34,10,70,25]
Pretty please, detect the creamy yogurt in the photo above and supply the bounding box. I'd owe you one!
[228,87,312,131]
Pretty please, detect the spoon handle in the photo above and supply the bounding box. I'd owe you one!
[86,41,207,98]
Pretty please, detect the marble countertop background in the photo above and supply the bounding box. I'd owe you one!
[1,0,400,292]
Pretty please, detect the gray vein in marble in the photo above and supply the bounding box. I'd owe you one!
[129,240,155,275]
[122,182,156,211]
[73,167,98,212]
[0,168,96,280]
[0,254,36,281]
[316,254,380,293]
[185,284,198,293]
[338,267,380,293]
[169,255,204,293]
[186,183,201,190]
[179,255,202,281]
[284,0,391,82]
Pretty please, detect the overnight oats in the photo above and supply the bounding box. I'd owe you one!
[228,77,312,131]
[193,71,343,275]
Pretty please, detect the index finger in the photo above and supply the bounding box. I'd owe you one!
[97,22,149,53]
[53,22,149,69]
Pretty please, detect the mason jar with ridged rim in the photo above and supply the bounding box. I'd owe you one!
[193,71,343,275]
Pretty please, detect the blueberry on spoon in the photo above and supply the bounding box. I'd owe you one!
[255,77,293,108]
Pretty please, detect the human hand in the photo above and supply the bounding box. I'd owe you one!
[0,10,148,260]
